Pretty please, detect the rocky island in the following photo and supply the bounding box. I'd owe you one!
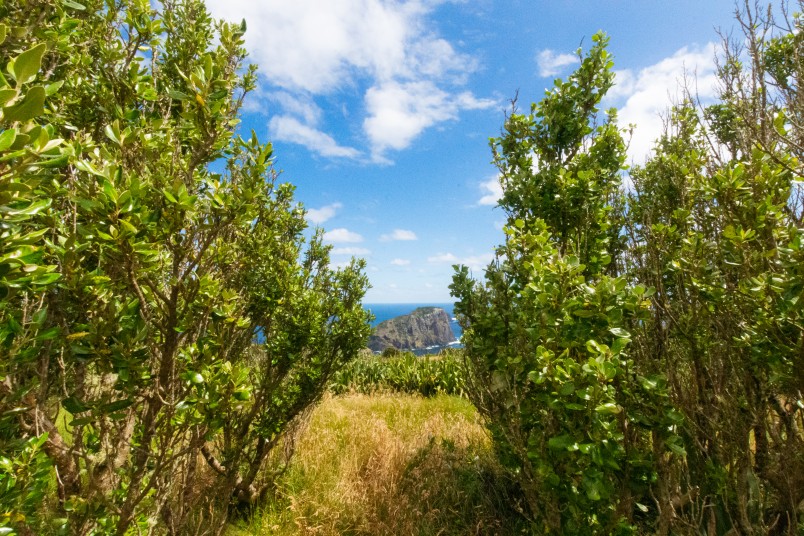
[368,307,456,352]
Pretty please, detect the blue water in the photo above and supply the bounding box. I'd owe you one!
[362,302,463,355]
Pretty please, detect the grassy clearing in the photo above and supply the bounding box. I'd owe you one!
[229,392,526,536]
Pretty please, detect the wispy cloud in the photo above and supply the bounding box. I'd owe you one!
[608,43,719,164]
[307,202,343,224]
[390,258,411,266]
[331,247,371,255]
[323,228,364,243]
[428,253,458,263]
[428,252,494,271]
[269,116,361,159]
[536,49,579,77]
[379,228,418,241]
[267,91,322,124]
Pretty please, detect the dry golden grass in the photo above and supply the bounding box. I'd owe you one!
[229,392,526,536]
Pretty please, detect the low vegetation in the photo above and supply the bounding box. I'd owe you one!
[330,349,466,397]
[229,392,527,536]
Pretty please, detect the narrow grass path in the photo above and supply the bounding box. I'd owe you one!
[228,393,526,536]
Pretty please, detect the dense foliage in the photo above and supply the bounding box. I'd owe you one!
[0,1,370,534]
[453,6,803,535]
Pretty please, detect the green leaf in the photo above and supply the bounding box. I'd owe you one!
[37,327,60,340]
[611,337,629,354]
[0,128,16,151]
[103,180,118,202]
[102,399,133,413]
[62,396,90,414]
[32,306,47,326]
[665,437,687,457]
[595,402,621,414]
[558,382,575,396]
[70,416,94,426]
[37,153,69,169]
[104,122,121,145]
[2,85,46,122]
[584,478,602,501]
[585,339,603,353]
[119,219,138,233]
[168,89,190,100]
[547,434,574,450]
[32,273,60,286]
[62,0,87,10]
[1,198,51,216]
[11,43,47,86]
[0,24,7,46]
[609,327,630,339]
[74,159,103,176]
[0,88,16,106]
[6,131,28,150]
[45,79,64,96]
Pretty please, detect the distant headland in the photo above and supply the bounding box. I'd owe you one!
[367,306,457,352]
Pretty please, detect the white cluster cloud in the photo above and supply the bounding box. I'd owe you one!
[536,49,579,77]
[427,252,494,271]
[269,116,360,159]
[610,43,720,164]
[390,258,411,266]
[206,0,493,161]
[379,229,418,241]
[323,228,364,243]
[478,175,503,206]
[306,202,343,225]
[364,82,495,160]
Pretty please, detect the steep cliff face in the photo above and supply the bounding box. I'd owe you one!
[368,307,456,352]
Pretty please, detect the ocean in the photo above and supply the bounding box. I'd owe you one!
[362,302,463,355]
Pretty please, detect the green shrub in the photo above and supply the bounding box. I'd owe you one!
[453,7,804,534]
[0,2,370,534]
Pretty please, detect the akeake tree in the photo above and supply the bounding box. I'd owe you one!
[626,3,803,532]
[451,33,678,534]
[0,1,370,534]
[455,5,803,534]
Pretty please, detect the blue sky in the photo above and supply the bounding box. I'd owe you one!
[205,0,738,303]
